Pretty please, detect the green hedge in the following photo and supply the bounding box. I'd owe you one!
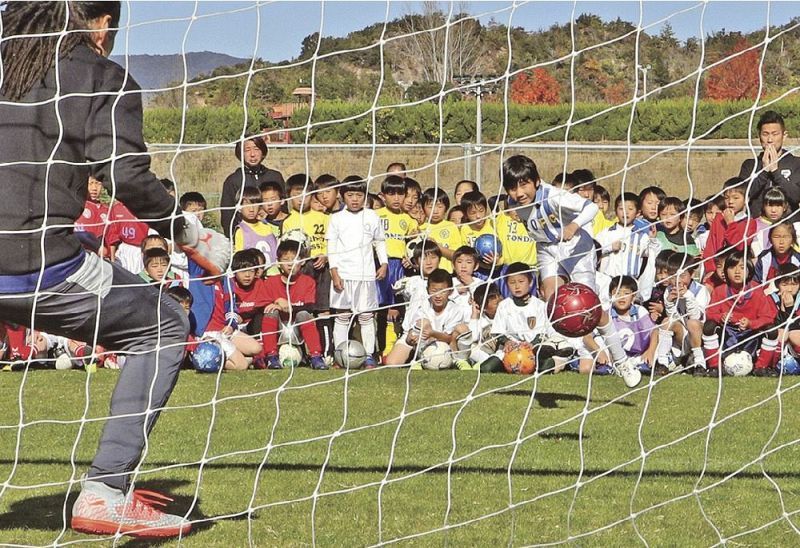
[144,105,272,144]
[144,98,800,144]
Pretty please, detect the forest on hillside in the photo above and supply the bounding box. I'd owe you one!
[150,7,800,110]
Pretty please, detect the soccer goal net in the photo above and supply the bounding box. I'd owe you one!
[1,0,800,545]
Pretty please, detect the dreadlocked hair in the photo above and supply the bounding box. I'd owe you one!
[0,1,121,100]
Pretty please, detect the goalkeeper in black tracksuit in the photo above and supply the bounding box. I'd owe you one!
[0,2,229,538]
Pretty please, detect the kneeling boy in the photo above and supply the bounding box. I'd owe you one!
[385,268,470,369]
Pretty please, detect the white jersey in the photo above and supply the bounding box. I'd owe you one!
[517,182,599,244]
[664,280,710,321]
[394,275,428,310]
[451,276,484,315]
[595,223,661,278]
[402,298,467,335]
[491,295,554,343]
[327,208,389,281]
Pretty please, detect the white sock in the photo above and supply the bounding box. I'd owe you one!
[656,329,674,366]
[692,346,705,368]
[359,314,376,354]
[597,321,627,364]
[333,315,350,349]
[471,346,491,364]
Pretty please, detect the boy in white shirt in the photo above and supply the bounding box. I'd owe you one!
[393,240,442,310]
[327,177,389,367]
[595,192,661,302]
[655,252,710,374]
[502,155,642,387]
[385,269,470,368]
[481,262,574,373]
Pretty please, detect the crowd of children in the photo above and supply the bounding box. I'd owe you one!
[4,113,800,381]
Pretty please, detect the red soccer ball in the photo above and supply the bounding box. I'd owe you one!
[546,282,602,337]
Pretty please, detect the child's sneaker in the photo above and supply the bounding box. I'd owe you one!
[363,355,377,369]
[594,363,614,376]
[71,480,191,538]
[309,355,329,370]
[615,358,643,388]
[455,359,473,371]
[266,355,282,370]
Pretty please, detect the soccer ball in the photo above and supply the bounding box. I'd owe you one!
[421,341,453,370]
[546,282,602,337]
[278,323,302,346]
[474,234,502,261]
[779,356,800,375]
[502,342,536,375]
[53,347,72,370]
[405,235,424,263]
[279,344,303,368]
[334,340,368,369]
[280,228,309,252]
[192,341,223,373]
[723,351,754,377]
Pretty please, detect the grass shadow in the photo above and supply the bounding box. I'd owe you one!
[496,390,635,409]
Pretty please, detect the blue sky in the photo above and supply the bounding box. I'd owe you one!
[117,1,798,61]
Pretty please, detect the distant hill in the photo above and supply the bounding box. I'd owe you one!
[110,51,249,93]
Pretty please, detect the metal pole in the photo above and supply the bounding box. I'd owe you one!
[475,83,482,187]
[640,64,651,101]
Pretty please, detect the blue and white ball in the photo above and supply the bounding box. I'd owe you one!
[192,341,223,373]
[474,234,502,262]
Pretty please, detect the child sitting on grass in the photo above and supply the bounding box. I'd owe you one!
[260,240,326,370]
[480,262,574,374]
[384,268,471,370]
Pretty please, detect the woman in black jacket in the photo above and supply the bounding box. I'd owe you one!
[219,136,284,237]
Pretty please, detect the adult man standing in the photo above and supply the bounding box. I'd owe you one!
[738,110,800,215]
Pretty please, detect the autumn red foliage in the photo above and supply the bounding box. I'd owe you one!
[705,38,763,101]
[510,68,560,105]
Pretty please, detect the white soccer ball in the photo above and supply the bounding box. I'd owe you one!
[54,350,73,371]
[723,351,753,377]
[405,235,424,263]
[279,344,303,368]
[334,340,367,369]
[280,229,309,252]
[421,341,453,370]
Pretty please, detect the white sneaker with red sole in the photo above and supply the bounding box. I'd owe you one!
[71,480,191,538]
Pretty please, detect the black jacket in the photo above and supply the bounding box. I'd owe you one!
[219,164,284,237]
[0,45,176,276]
[738,150,800,216]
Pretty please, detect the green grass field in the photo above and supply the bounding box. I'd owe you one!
[2,368,800,546]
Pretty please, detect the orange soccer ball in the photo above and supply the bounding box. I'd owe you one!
[502,342,536,375]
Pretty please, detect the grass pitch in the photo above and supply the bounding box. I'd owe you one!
[2,367,800,546]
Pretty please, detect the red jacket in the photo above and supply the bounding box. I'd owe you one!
[702,213,758,275]
[706,282,777,330]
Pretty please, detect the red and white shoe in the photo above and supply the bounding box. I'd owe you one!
[71,480,191,538]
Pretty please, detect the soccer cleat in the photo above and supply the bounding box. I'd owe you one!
[615,358,642,388]
[409,361,423,371]
[363,355,377,369]
[455,359,473,371]
[251,356,267,370]
[266,355,282,370]
[71,480,191,539]
[753,367,779,377]
[653,363,671,377]
[593,363,613,376]
[309,355,329,370]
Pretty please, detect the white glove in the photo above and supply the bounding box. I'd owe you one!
[174,213,231,274]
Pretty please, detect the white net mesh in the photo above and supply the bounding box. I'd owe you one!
[1,1,800,546]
